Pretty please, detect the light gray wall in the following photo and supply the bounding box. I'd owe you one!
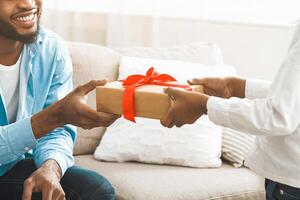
[155,19,294,80]
[43,10,295,81]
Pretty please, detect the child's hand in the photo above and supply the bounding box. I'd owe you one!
[188,77,246,98]
[160,88,209,128]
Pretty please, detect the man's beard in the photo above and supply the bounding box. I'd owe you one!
[0,17,40,44]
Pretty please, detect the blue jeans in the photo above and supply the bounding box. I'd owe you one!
[266,179,300,200]
[0,159,115,200]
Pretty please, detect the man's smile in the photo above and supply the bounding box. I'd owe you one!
[11,9,38,29]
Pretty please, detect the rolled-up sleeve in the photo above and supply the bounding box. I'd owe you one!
[207,27,300,137]
[33,126,75,175]
[0,117,37,165]
[33,42,76,175]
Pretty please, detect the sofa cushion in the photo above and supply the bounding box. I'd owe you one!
[68,42,121,155]
[75,155,265,200]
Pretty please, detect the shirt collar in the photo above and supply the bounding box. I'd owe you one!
[26,26,43,57]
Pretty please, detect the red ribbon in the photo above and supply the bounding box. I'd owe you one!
[121,67,192,122]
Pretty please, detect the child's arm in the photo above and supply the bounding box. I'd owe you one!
[189,77,271,100]
[188,77,246,99]
[160,77,246,128]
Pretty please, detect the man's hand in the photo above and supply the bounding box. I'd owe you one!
[160,88,209,128]
[32,80,120,139]
[52,80,120,129]
[188,77,246,98]
[22,160,64,200]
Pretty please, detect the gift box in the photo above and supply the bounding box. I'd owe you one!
[96,67,204,122]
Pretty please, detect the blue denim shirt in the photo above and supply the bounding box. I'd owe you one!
[0,27,76,176]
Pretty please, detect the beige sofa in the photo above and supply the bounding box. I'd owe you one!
[68,42,265,200]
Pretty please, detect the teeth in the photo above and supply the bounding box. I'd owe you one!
[15,13,36,22]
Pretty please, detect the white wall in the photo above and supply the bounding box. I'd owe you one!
[154,19,294,80]
[42,11,295,81]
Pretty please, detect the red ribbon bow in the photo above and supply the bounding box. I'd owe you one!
[121,67,191,122]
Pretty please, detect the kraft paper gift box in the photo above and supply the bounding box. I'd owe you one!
[96,67,204,122]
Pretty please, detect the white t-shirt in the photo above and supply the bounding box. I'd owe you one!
[0,55,21,123]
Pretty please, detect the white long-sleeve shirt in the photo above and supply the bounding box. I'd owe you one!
[207,22,300,187]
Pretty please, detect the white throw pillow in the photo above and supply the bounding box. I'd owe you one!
[94,56,236,168]
[95,117,222,168]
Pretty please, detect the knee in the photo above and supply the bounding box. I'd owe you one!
[63,166,115,200]
[83,170,115,200]
[90,172,115,200]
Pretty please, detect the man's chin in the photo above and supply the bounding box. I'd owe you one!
[0,18,39,44]
[19,33,38,44]
[8,26,39,44]
[16,29,39,44]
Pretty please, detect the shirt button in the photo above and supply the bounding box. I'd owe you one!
[279,189,284,195]
[24,146,30,152]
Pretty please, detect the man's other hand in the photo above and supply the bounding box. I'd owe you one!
[22,160,64,200]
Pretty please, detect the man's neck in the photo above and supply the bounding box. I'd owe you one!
[0,36,23,66]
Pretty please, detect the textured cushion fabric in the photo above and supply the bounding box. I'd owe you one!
[222,128,256,168]
[67,42,121,155]
[95,116,222,168]
[75,155,265,200]
[115,42,224,65]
